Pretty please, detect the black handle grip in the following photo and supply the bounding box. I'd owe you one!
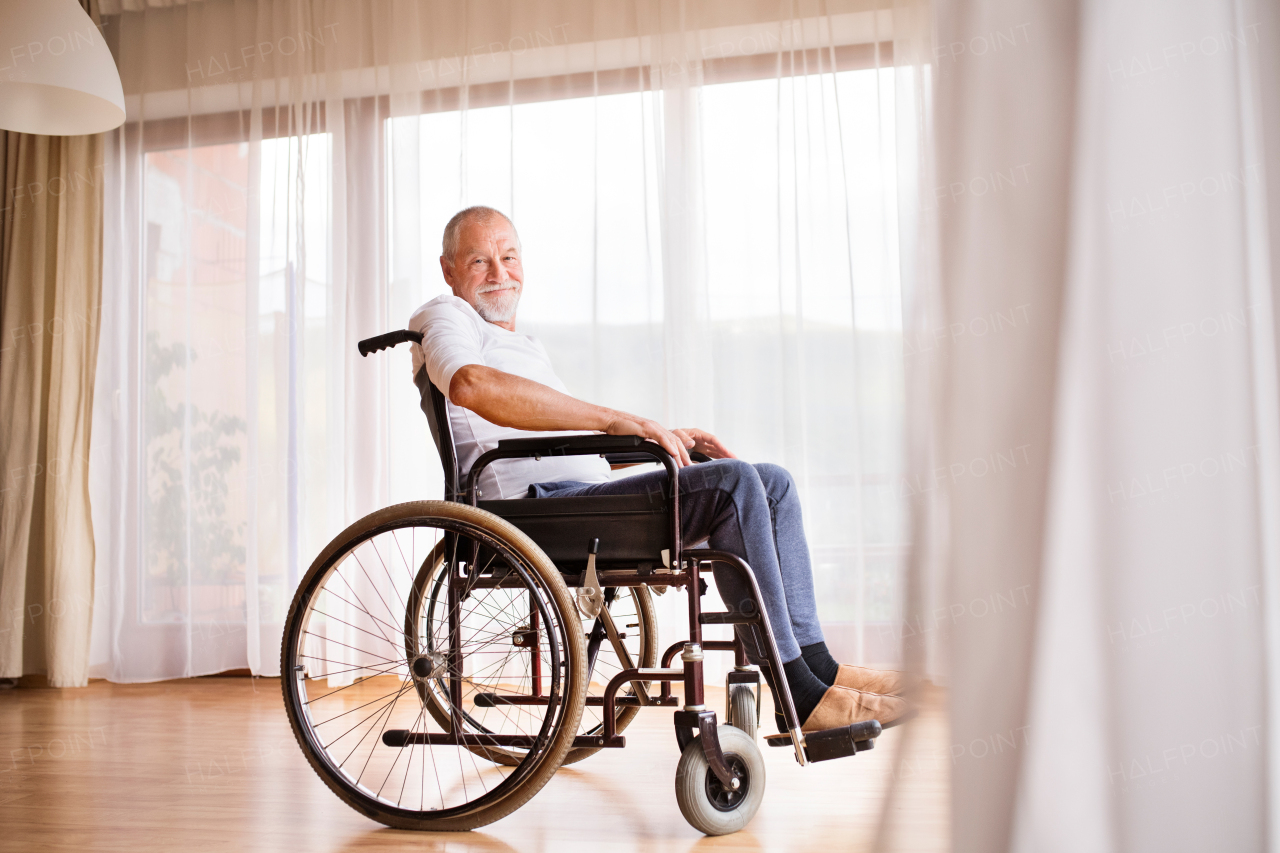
[589,538,599,555]
[358,329,423,357]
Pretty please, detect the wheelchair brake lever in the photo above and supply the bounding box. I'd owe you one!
[577,538,605,619]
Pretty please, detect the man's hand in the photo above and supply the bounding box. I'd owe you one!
[672,428,737,460]
[602,413,694,467]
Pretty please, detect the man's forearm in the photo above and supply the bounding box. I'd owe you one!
[447,363,696,466]
[448,364,612,432]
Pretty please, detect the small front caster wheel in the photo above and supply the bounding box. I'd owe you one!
[674,724,766,836]
[727,683,759,741]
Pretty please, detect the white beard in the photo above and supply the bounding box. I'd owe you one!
[474,285,521,323]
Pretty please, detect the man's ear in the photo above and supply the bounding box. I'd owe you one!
[439,255,456,291]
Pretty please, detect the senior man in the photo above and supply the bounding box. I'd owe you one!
[408,205,909,732]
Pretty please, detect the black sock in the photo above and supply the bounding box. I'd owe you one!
[780,656,828,728]
[801,641,840,686]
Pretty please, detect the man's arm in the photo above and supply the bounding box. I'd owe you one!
[448,364,695,466]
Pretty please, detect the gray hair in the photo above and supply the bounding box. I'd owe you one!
[441,206,520,262]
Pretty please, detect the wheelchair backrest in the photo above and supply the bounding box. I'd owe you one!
[413,366,463,502]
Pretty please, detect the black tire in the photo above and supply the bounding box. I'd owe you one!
[281,501,586,831]
[674,725,766,836]
[726,683,758,741]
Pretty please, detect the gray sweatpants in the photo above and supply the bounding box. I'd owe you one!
[528,458,824,663]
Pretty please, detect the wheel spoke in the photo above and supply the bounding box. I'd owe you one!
[330,569,400,649]
[314,679,414,733]
[309,606,404,649]
[350,552,403,642]
[302,630,399,667]
[316,586,406,646]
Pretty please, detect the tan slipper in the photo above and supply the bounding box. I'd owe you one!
[834,664,910,697]
[802,685,909,732]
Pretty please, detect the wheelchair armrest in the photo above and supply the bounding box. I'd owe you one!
[493,435,711,466]
[496,434,647,455]
[604,450,712,465]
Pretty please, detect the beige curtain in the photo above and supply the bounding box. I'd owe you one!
[908,0,1280,850]
[0,4,106,688]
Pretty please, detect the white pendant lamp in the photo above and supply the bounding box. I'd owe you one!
[0,0,125,136]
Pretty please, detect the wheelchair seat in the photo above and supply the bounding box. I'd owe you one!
[478,493,670,569]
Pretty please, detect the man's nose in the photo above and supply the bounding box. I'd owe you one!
[488,259,508,283]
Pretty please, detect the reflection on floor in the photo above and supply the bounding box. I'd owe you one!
[0,677,948,852]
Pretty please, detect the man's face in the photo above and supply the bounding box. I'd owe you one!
[440,217,524,329]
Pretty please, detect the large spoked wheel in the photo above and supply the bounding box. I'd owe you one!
[281,501,586,831]
[409,545,657,766]
[675,725,766,836]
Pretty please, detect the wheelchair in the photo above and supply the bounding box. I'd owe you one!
[280,329,884,836]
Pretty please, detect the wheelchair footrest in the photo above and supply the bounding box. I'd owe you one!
[763,719,882,762]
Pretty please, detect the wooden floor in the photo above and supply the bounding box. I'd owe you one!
[0,678,948,852]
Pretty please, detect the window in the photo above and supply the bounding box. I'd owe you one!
[142,134,332,627]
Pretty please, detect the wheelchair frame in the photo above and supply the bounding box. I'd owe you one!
[283,328,884,834]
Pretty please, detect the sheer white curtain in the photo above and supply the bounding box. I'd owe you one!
[88,0,916,692]
[902,0,1280,850]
